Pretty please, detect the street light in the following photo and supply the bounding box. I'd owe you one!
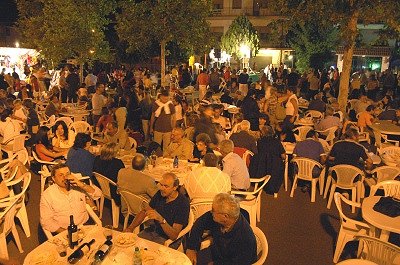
[15,42,19,48]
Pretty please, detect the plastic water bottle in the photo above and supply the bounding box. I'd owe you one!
[173,156,179,168]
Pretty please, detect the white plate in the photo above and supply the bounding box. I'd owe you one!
[29,250,58,264]
[114,233,137,247]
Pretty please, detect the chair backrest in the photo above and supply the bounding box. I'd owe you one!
[292,157,322,180]
[318,138,331,153]
[3,134,29,152]
[378,146,400,156]
[93,172,117,199]
[164,209,195,247]
[55,117,74,127]
[293,126,313,142]
[305,110,323,119]
[243,150,254,168]
[334,192,370,231]
[190,200,214,221]
[252,226,269,265]
[15,148,29,165]
[355,235,400,265]
[31,149,58,165]
[370,166,400,183]
[370,180,400,197]
[0,196,19,237]
[119,190,149,216]
[69,121,91,134]
[128,137,137,150]
[41,114,56,127]
[330,164,364,188]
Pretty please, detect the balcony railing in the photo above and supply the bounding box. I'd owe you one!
[210,8,279,17]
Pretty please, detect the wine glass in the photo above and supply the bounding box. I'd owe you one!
[103,225,113,240]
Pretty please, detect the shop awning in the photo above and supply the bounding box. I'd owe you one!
[335,46,392,57]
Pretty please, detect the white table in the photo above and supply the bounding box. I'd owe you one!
[370,121,400,148]
[23,225,191,265]
[143,158,198,183]
[362,196,400,241]
[337,259,377,265]
[60,110,90,122]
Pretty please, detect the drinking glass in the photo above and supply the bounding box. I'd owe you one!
[103,225,114,240]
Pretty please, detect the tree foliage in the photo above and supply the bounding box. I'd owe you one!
[17,0,116,66]
[221,15,260,59]
[116,0,213,63]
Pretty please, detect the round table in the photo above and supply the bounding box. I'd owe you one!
[361,196,400,241]
[370,121,400,148]
[23,225,191,265]
[337,259,377,265]
[143,158,199,182]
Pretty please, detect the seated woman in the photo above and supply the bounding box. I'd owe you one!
[189,133,214,163]
[34,126,67,162]
[52,120,74,149]
[93,142,125,205]
[66,133,95,178]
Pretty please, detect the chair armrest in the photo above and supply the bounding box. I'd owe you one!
[85,204,102,226]
[341,194,362,208]
[163,223,192,247]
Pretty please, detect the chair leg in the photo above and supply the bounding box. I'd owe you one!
[256,198,261,223]
[123,215,129,231]
[41,176,46,193]
[99,196,105,219]
[333,229,348,263]
[311,180,317,203]
[11,225,23,254]
[111,200,120,228]
[290,176,298,198]
[324,176,332,199]
[351,188,356,213]
[0,235,9,260]
[16,204,31,237]
[319,168,325,196]
[284,158,289,191]
[327,184,336,209]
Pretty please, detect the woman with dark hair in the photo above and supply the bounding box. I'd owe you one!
[23,98,39,137]
[189,133,214,163]
[52,120,73,149]
[66,133,95,177]
[249,126,285,197]
[34,126,67,161]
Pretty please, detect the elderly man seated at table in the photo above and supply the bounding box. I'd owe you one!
[219,139,250,191]
[328,127,373,170]
[163,127,194,160]
[314,106,342,132]
[126,172,190,249]
[186,193,257,265]
[307,92,326,113]
[229,120,258,154]
[45,94,61,117]
[184,153,231,202]
[117,153,159,214]
[40,163,102,234]
[103,121,131,151]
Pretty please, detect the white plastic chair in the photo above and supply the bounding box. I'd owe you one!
[69,121,91,134]
[190,200,214,221]
[119,190,149,231]
[365,166,400,189]
[355,234,400,265]
[164,209,194,250]
[0,196,23,260]
[378,146,400,167]
[55,117,74,127]
[333,192,371,263]
[0,134,30,158]
[231,175,271,227]
[42,204,102,240]
[93,172,120,228]
[293,126,313,142]
[305,110,323,120]
[128,137,137,150]
[290,157,325,202]
[370,180,400,197]
[242,149,254,168]
[324,164,364,213]
[1,172,32,238]
[0,154,18,182]
[40,114,56,127]
[252,226,269,265]
[15,148,30,166]
[316,126,338,146]
[319,138,332,153]
[32,150,58,193]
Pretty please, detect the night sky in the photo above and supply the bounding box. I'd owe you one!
[0,0,18,24]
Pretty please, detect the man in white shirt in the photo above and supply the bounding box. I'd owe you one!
[103,121,131,150]
[91,83,107,125]
[40,163,102,233]
[219,139,250,191]
[0,108,21,143]
[84,70,98,93]
[184,153,231,202]
[163,127,194,160]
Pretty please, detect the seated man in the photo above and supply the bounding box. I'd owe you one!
[328,127,373,170]
[45,94,61,117]
[186,193,257,265]
[314,106,342,132]
[40,163,102,234]
[117,154,159,214]
[307,92,326,113]
[163,127,194,160]
[103,121,131,151]
[219,139,250,191]
[125,173,190,249]
[184,153,231,202]
[229,120,257,154]
[357,104,375,132]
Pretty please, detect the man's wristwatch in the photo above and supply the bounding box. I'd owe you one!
[160,218,166,224]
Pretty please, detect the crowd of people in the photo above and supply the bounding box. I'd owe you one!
[1,61,400,264]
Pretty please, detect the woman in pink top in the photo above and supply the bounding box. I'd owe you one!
[34,126,67,162]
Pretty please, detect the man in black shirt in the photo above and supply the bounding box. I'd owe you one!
[126,173,190,249]
[186,193,257,265]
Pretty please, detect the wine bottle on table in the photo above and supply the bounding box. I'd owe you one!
[173,155,179,168]
[67,239,95,264]
[94,239,113,262]
[68,215,78,249]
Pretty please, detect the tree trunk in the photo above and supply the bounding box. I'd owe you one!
[161,39,166,87]
[79,63,84,84]
[338,11,359,113]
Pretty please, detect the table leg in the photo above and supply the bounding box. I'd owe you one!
[284,155,288,191]
[379,230,390,241]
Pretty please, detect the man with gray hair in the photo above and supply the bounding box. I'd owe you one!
[104,121,131,150]
[117,154,159,214]
[184,153,231,202]
[229,120,257,154]
[219,139,250,191]
[186,193,257,264]
[163,127,194,160]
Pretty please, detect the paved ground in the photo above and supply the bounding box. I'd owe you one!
[8,172,366,265]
